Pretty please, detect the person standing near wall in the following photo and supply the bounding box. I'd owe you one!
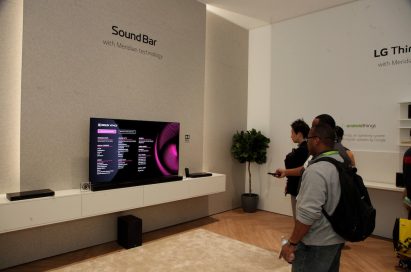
[282,119,310,218]
[335,126,355,167]
[403,147,411,218]
[279,123,345,272]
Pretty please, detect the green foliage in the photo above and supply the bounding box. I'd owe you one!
[231,129,270,194]
[231,129,270,164]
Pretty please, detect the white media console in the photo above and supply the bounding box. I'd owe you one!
[0,173,226,234]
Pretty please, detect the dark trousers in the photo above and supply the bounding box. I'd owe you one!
[292,243,344,272]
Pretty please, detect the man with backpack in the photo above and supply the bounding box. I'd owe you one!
[279,123,345,272]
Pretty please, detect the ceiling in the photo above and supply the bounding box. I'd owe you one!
[197,0,358,29]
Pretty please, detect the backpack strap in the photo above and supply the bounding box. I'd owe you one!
[313,156,340,165]
[311,156,343,220]
[312,156,343,173]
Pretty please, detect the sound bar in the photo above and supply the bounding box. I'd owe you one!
[6,189,55,201]
[188,172,212,178]
[184,168,212,178]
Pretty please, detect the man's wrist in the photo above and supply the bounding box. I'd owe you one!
[289,240,298,246]
[281,238,299,247]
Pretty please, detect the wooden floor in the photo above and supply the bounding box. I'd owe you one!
[5,209,402,271]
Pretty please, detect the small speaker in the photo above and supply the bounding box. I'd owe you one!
[184,167,212,178]
[6,189,54,201]
[409,104,411,119]
[396,172,404,188]
[117,215,142,249]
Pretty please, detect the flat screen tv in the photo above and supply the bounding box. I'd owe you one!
[89,117,182,191]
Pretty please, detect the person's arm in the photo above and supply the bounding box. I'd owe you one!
[347,150,356,167]
[279,220,311,263]
[289,220,311,244]
[279,164,327,263]
[275,166,304,178]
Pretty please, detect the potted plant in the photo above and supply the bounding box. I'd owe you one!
[231,129,270,212]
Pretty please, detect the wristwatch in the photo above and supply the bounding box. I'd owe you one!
[288,241,298,246]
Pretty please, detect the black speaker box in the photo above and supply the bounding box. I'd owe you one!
[117,215,142,249]
[6,189,55,201]
[396,172,404,188]
[184,167,212,178]
[408,104,411,119]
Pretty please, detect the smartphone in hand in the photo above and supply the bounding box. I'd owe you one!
[268,172,280,177]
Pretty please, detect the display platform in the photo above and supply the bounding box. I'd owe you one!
[0,174,226,234]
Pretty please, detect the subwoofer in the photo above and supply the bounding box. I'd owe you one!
[117,215,142,249]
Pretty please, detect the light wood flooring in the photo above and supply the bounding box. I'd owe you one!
[4,209,402,271]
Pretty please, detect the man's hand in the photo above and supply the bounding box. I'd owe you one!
[279,243,296,263]
[275,168,287,178]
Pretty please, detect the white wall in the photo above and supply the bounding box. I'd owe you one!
[203,11,249,211]
[249,0,411,222]
[247,25,292,213]
[0,0,22,193]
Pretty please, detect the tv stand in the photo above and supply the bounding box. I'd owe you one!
[0,174,225,234]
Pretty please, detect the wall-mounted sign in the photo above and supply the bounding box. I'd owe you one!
[112,25,157,46]
[101,25,163,60]
[343,123,386,145]
[374,43,411,68]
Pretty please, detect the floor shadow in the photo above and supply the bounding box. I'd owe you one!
[4,242,122,272]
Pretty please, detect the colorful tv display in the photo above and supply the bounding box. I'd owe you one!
[89,118,181,191]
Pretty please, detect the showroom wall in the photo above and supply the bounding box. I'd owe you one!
[203,12,248,210]
[0,1,248,269]
[20,0,206,191]
[248,0,411,236]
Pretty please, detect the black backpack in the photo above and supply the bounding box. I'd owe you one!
[314,157,376,242]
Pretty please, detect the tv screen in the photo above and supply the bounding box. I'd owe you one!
[89,118,181,191]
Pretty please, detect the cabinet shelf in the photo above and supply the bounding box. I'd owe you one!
[364,180,403,192]
[0,174,226,234]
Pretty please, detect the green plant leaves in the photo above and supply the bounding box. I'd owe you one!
[231,129,270,194]
[230,129,270,164]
